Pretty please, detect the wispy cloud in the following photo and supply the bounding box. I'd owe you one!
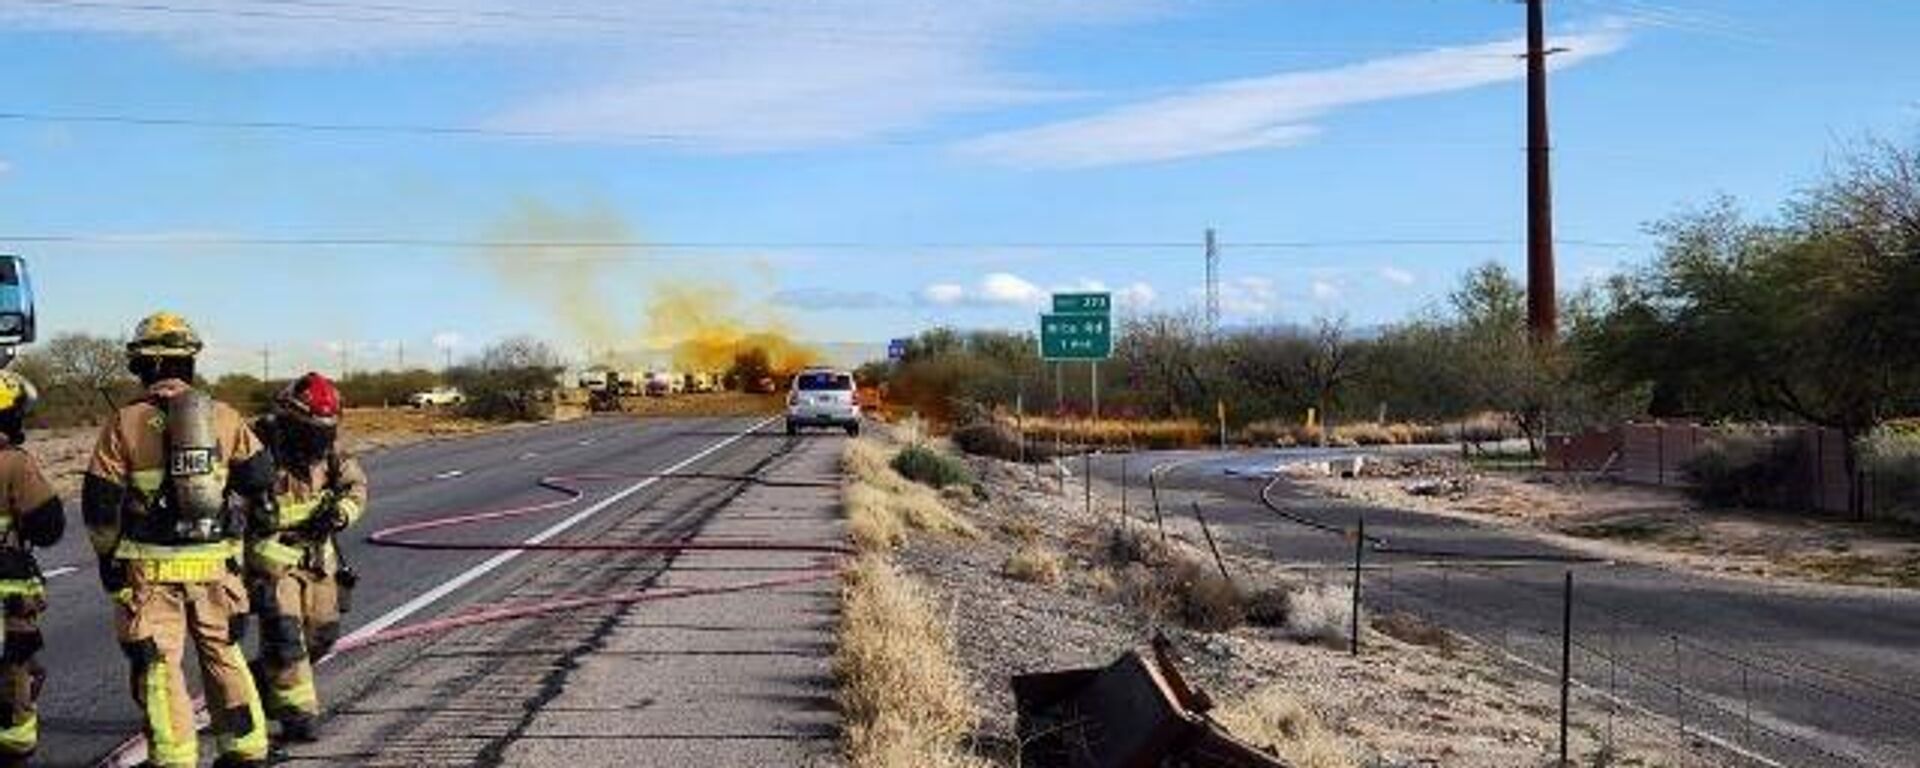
[0,1,1160,151]
[959,21,1630,168]
[1379,266,1416,287]
[1310,280,1341,302]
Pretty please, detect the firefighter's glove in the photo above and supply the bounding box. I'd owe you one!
[97,559,127,594]
[307,495,348,535]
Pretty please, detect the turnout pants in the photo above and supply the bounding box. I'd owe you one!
[112,566,269,767]
[0,587,45,764]
[251,567,341,719]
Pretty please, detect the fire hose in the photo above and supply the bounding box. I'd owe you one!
[332,470,851,650]
[98,469,850,766]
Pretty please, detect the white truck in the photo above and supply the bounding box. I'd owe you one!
[408,387,466,408]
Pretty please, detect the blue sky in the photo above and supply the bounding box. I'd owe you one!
[1,0,1915,374]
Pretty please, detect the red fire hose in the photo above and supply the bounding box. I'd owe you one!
[335,470,852,650]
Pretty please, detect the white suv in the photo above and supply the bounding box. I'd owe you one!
[785,368,860,436]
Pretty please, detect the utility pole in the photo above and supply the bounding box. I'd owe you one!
[396,340,405,371]
[260,346,270,382]
[1525,0,1558,342]
[338,345,349,379]
[1204,227,1220,335]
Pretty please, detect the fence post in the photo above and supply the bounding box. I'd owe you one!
[1350,516,1365,656]
[1191,501,1232,584]
[1084,450,1093,519]
[1560,570,1573,768]
[1149,465,1167,543]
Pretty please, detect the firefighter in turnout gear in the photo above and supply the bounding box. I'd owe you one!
[82,312,278,768]
[246,372,365,744]
[0,371,65,768]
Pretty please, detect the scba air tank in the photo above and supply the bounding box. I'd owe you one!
[165,389,226,542]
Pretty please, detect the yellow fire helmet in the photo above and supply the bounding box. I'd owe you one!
[126,311,205,358]
[0,369,37,416]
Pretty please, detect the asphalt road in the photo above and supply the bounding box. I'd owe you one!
[32,415,797,767]
[1088,449,1920,768]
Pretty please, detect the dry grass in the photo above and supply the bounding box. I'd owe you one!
[1214,686,1356,768]
[1243,420,1453,448]
[843,438,978,551]
[836,554,984,768]
[1285,584,1355,649]
[1002,543,1064,584]
[1018,416,1209,449]
[1372,611,1460,655]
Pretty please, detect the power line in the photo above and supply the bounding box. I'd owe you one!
[0,233,1645,252]
[3,0,1531,58]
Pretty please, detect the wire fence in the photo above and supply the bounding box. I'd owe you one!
[1094,455,1918,768]
[1362,560,1902,767]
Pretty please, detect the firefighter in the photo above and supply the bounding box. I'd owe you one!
[82,312,276,768]
[0,371,64,768]
[245,372,365,743]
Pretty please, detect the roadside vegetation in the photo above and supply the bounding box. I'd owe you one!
[863,140,1920,522]
[837,435,982,768]
[1213,686,1355,768]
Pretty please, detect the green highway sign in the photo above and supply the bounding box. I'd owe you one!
[1052,292,1112,315]
[1040,313,1112,360]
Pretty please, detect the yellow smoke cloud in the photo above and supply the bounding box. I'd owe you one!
[477,199,817,374]
[643,277,820,375]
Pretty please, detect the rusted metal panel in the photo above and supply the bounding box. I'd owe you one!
[1014,640,1290,768]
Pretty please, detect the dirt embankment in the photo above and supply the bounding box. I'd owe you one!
[1301,457,1920,590]
[886,437,1679,767]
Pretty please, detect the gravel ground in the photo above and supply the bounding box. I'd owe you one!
[895,450,1681,767]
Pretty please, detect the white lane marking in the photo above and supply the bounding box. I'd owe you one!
[337,415,779,647]
[518,451,541,460]
[577,438,597,446]
[42,566,77,579]
[105,417,779,768]
[432,469,466,480]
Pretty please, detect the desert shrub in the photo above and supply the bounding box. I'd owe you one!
[844,439,978,548]
[1861,424,1920,520]
[1244,587,1293,628]
[1285,584,1355,649]
[1100,527,1243,631]
[1104,525,1172,567]
[1684,427,1805,508]
[951,419,1025,462]
[1165,559,1245,632]
[1003,544,1063,584]
[891,445,973,490]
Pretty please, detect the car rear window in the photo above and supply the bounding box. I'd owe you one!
[796,372,854,391]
